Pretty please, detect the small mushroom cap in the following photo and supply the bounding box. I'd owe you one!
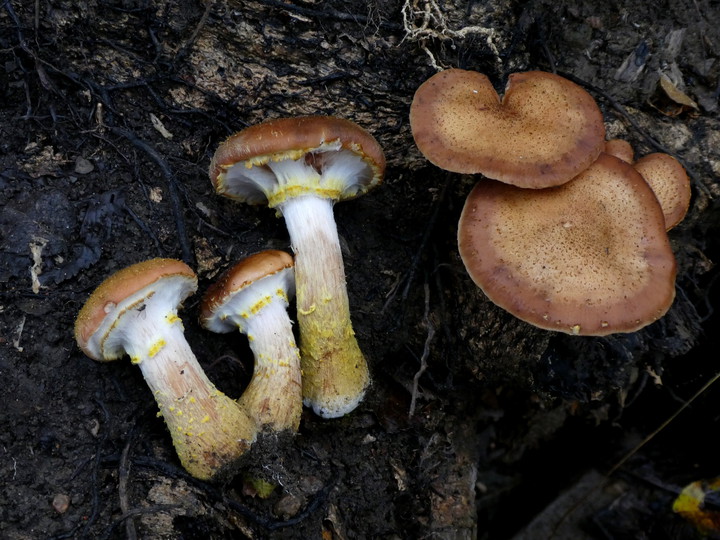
[209,116,386,205]
[457,153,677,335]
[200,250,295,333]
[410,69,606,188]
[604,138,634,163]
[633,153,691,230]
[74,259,197,361]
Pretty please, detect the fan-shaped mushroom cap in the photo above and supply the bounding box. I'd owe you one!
[633,153,691,230]
[75,258,197,361]
[604,139,634,163]
[209,116,386,207]
[410,69,606,188]
[457,153,676,335]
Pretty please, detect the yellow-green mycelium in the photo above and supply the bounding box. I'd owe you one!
[209,116,386,418]
[74,258,257,480]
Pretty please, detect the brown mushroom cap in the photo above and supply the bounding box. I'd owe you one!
[457,153,676,335]
[74,258,196,360]
[200,250,295,332]
[604,138,634,164]
[209,116,386,205]
[633,153,691,230]
[410,69,606,188]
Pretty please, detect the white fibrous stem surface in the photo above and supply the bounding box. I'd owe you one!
[279,195,369,418]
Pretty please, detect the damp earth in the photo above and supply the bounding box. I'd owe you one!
[1,0,720,538]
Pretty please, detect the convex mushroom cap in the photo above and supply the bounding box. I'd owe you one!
[410,69,606,188]
[200,250,302,432]
[209,115,385,207]
[74,258,256,480]
[457,154,677,335]
[604,138,634,164]
[209,116,386,418]
[633,152,691,230]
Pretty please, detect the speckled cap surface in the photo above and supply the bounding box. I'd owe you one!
[457,153,677,335]
[410,69,606,188]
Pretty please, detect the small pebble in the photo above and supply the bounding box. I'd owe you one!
[74,156,94,174]
[52,493,71,514]
[274,492,304,520]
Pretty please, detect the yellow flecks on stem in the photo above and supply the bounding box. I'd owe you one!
[298,304,316,315]
[130,355,142,365]
[166,314,181,325]
[299,299,369,411]
[188,397,196,404]
[148,339,166,357]
[251,296,271,314]
[201,415,210,423]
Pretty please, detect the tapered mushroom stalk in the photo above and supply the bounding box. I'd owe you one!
[74,258,256,480]
[200,250,302,432]
[209,116,386,418]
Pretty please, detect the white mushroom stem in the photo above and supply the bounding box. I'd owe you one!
[278,195,370,418]
[239,299,302,431]
[108,301,256,480]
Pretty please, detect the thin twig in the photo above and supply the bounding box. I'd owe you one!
[254,0,402,30]
[409,282,435,418]
[80,398,111,538]
[174,0,213,63]
[103,505,182,540]
[550,368,720,538]
[118,427,138,540]
[382,173,452,313]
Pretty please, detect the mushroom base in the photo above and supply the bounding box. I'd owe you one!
[240,299,303,431]
[127,315,257,480]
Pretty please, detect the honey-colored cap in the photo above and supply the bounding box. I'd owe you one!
[74,258,196,360]
[209,116,385,203]
[410,69,606,188]
[200,250,294,332]
[634,152,691,230]
[457,153,677,335]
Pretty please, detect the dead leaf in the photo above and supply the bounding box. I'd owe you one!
[150,113,174,139]
[649,72,700,117]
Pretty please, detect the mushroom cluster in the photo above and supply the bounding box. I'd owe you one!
[75,115,385,480]
[209,116,386,419]
[410,68,689,335]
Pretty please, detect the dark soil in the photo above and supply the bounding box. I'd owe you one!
[1,0,719,538]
